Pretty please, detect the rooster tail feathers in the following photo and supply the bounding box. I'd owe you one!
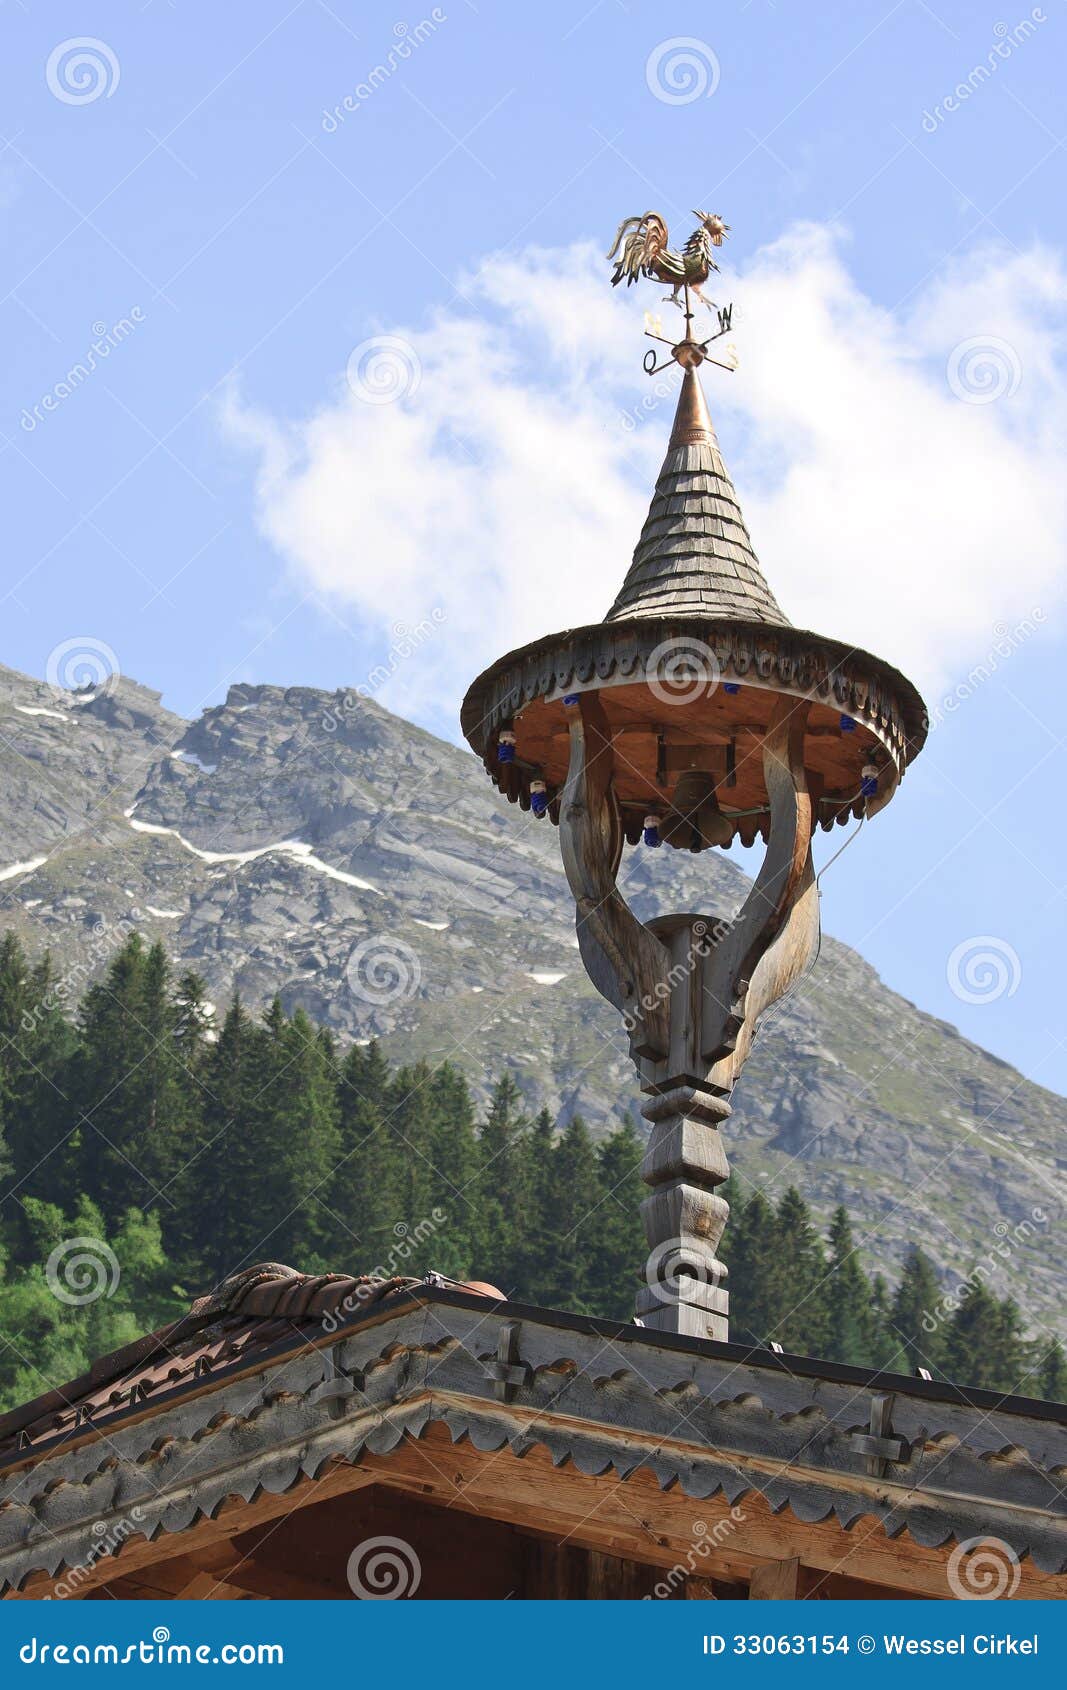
[606,214,644,260]
[605,210,668,261]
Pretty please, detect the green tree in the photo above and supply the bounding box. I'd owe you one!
[0,1195,183,1411]
[823,1205,875,1365]
[539,1115,604,1312]
[74,937,192,1221]
[588,1121,646,1320]
[329,1040,403,1268]
[942,1282,1027,1392]
[769,1187,829,1356]
[888,1247,944,1375]
[1034,1336,1067,1403]
[723,1188,780,1347]
[514,1106,558,1303]
[475,1073,530,1289]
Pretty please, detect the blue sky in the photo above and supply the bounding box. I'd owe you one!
[1,1,1065,1093]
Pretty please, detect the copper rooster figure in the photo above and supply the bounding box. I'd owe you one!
[607,210,729,310]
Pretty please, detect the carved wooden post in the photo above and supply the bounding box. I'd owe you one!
[559,693,820,1339]
[460,263,926,1341]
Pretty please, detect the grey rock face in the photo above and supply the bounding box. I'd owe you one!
[0,663,1062,1328]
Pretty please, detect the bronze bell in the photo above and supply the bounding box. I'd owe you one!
[661,770,734,852]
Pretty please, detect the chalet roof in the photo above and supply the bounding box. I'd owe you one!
[1,1268,1066,1597]
[0,1264,502,1456]
[605,365,788,627]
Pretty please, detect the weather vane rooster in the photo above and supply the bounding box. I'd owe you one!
[606,210,730,310]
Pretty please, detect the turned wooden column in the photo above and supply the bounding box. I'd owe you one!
[559,693,820,1341]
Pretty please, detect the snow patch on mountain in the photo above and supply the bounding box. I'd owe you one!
[15,705,72,722]
[124,813,381,893]
[0,856,47,883]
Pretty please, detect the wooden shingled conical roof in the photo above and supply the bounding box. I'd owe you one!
[461,321,927,851]
[606,366,788,628]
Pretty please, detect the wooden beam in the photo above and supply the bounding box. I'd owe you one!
[350,1425,1067,1602]
[749,1556,800,1600]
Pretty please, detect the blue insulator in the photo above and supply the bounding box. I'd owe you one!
[840,713,856,732]
[497,729,516,764]
[562,693,579,706]
[643,813,661,848]
[723,683,740,695]
[861,764,879,798]
[530,779,548,817]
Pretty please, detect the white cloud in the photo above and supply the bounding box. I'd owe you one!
[222,226,1067,725]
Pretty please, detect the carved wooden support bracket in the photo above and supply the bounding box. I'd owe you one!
[559,693,821,1342]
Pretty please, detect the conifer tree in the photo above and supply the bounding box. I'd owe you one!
[514,1105,558,1302]
[423,1062,479,1278]
[252,1005,342,1269]
[330,1040,403,1267]
[889,1247,944,1374]
[0,936,72,1202]
[475,1073,530,1287]
[769,1187,830,1356]
[75,936,189,1220]
[385,1062,439,1256]
[589,1121,646,1320]
[868,1273,898,1369]
[539,1115,605,1312]
[1035,1336,1067,1403]
[823,1205,874,1364]
[942,1282,1020,1391]
[723,1188,779,1346]
[174,996,270,1280]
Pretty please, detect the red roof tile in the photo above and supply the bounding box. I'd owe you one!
[0,1263,504,1460]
